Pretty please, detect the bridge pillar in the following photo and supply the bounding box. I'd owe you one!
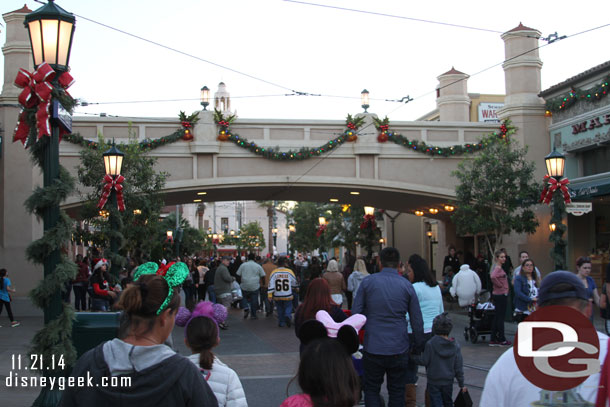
[498,23,552,273]
[0,6,44,299]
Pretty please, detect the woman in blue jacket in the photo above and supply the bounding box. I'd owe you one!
[513,258,538,322]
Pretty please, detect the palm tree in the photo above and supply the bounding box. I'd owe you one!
[256,200,276,256]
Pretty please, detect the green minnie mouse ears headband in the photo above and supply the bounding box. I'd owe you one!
[133,261,188,315]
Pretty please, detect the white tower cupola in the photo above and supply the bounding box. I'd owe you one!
[214,82,233,116]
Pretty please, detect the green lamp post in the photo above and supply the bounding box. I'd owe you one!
[102,143,124,278]
[545,149,567,270]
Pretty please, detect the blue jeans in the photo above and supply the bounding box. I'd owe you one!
[241,289,259,316]
[275,300,292,326]
[91,298,109,312]
[207,285,217,303]
[427,383,453,407]
[363,351,409,407]
[260,287,273,314]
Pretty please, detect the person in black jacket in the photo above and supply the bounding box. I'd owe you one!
[61,267,217,407]
[442,246,460,276]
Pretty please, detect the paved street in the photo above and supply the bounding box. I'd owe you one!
[1,298,607,406]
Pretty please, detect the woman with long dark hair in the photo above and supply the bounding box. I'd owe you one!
[404,254,443,406]
[513,258,538,322]
[294,278,346,352]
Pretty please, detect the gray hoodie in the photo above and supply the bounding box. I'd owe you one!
[411,335,465,387]
[60,339,217,407]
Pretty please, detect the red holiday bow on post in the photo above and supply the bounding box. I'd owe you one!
[360,214,377,230]
[540,175,571,205]
[97,174,126,212]
[13,62,74,146]
[316,224,327,237]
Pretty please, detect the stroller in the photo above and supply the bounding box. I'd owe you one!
[463,290,495,344]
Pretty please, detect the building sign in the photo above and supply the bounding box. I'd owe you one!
[566,202,593,216]
[478,103,504,123]
[571,114,610,135]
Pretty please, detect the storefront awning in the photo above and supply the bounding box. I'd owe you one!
[569,175,610,200]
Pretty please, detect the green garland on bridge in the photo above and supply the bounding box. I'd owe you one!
[63,111,197,150]
[374,117,514,157]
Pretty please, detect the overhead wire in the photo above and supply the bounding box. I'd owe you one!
[283,0,504,34]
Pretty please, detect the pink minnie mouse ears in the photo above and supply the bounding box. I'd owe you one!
[315,310,366,338]
[175,301,228,336]
[298,310,366,354]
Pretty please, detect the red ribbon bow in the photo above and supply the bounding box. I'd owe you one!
[540,175,571,205]
[157,262,175,277]
[97,174,126,212]
[379,125,389,131]
[360,214,377,230]
[316,224,327,237]
[13,62,74,146]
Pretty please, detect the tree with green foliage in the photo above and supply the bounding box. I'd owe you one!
[452,137,540,256]
[238,222,266,253]
[158,212,206,259]
[288,202,322,253]
[76,130,167,265]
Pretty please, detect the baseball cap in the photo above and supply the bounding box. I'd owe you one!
[538,270,589,305]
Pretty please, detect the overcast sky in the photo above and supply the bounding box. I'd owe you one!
[2,0,609,122]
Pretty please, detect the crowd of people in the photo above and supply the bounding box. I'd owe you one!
[2,243,609,406]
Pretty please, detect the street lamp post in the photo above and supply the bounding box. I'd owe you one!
[102,143,124,278]
[272,227,278,253]
[361,89,370,113]
[24,2,76,405]
[200,85,210,110]
[544,149,568,270]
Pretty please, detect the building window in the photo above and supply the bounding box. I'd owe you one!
[221,217,229,233]
[581,146,610,176]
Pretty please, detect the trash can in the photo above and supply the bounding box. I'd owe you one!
[72,312,121,358]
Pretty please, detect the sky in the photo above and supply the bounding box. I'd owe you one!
[1,0,609,122]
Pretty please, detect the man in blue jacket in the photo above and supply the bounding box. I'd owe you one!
[353,247,425,407]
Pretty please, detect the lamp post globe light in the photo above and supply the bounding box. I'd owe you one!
[361,89,370,113]
[103,143,124,278]
[200,85,210,110]
[544,149,568,270]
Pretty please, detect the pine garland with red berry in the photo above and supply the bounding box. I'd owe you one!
[373,117,514,157]
[545,74,610,113]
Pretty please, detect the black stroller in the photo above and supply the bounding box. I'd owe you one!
[463,290,495,344]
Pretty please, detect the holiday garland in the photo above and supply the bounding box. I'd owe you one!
[545,74,610,113]
[213,110,355,161]
[63,111,198,150]
[373,116,514,157]
[12,65,79,376]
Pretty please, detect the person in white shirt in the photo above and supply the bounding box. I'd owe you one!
[449,264,482,307]
[480,271,608,407]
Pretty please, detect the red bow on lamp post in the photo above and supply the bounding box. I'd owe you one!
[97,174,126,211]
[316,224,327,237]
[13,62,74,145]
[540,175,572,205]
[360,214,377,230]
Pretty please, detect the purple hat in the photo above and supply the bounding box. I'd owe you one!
[175,301,228,337]
[538,270,589,306]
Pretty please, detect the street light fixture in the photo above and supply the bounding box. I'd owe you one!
[200,85,210,110]
[102,142,125,278]
[364,206,375,216]
[319,216,327,226]
[543,149,567,270]
[23,5,76,384]
[361,89,370,113]
[545,149,566,180]
[289,224,296,233]
[103,142,124,176]
[24,0,76,73]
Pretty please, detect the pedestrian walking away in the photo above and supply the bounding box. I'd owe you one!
[489,250,511,346]
[352,247,425,407]
[0,268,20,327]
[268,257,298,328]
[236,253,266,320]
